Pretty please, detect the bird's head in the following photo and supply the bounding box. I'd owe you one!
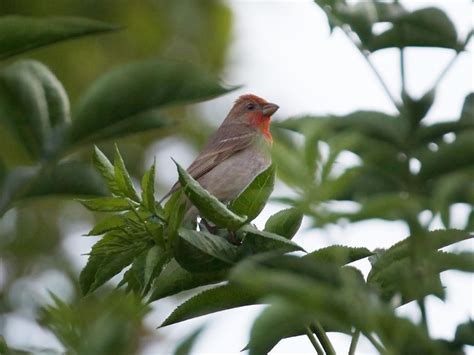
[226,94,279,142]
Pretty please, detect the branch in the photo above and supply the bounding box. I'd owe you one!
[312,321,336,355]
[348,330,360,355]
[418,298,429,333]
[316,4,402,112]
[400,48,407,95]
[364,332,386,353]
[430,30,473,90]
[306,327,324,355]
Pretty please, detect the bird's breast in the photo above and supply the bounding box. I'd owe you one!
[197,144,271,202]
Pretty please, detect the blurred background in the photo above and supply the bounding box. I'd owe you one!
[0,0,472,354]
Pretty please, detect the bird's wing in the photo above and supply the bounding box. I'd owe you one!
[160,131,256,202]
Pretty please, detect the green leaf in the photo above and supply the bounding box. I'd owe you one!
[229,165,275,221]
[376,315,453,355]
[230,254,375,334]
[234,252,450,355]
[161,284,258,327]
[1,161,108,216]
[338,193,423,223]
[72,59,236,143]
[280,111,405,148]
[80,232,146,294]
[264,208,303,239]
[92,145,121,195]
[86,214,126,236]
[416,120,474,143]
[0,60,70,160]
[164,190,186,248]
[79,109,175,143]
[40,291,149,354]
[402,90,435,124]
[174,228,240,272]
[0,15,118,60]
[123,245,168,295]
[247,300,315,355]
[304,246,373,266]
[113,145,140,202]
[369,229,472,277]
[78,197,134,212]
[335,2,407,44]
[270,136,314,190]
[368,230,473,302]
[148,258,226,302]
[141,159,156,212]
[460,93,474,122]
[0,166,38,216]
[369,251,445,302]
[231,254,342,295]
[432,170,474,227]
[176,162,247,229]
[142,246,167,293]
[454,320,474,346]
[419,132,474,180]
[367,7,462,51]
[240,224,305,254]
[173,326,206,355]
[0,336,9,355]
[31,160,106,195]
[434,251,474,273]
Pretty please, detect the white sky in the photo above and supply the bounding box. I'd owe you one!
[3,1,472,354]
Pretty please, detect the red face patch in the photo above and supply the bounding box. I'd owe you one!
[248,112,273,143]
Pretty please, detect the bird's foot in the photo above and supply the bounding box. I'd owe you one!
[201,218,218,234]
[227,230,242,246]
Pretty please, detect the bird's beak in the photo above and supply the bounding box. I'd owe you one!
[262,103,279,116]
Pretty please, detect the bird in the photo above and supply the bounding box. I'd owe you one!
[161,94,279,223]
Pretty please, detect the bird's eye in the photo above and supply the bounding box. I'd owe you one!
[246,103,256,110]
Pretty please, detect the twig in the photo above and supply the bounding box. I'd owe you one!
[400,48,406,95]
[312,321,336,355]
[317,4,402,112]
[348,330,360,355]
[128,201,166,248]
[365,332,386,354]
[305,327,324,355]
[418,298,429,333]
[360,48,402,112]
[430,30,473,90]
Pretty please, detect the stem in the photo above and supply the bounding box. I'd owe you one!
[400,48,406,95]
[360,49,402,112]
[431,52,460,89]
[407,217,430,333]
[317,5,401,112]
[128,201,166,249]
[418,298,429,333]
[306,327,324,355]
[312,321,336,355]
[316,1,402,112]
[365,332,385,354]
[348,330,360,355]
[430,30,472,90]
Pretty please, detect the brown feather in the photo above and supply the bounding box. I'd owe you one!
[160,94,274,203]
[160,123,257,201]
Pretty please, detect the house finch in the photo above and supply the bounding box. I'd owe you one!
[162,94,279,221]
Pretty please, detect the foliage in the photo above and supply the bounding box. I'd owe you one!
[40,292,149,355]
[77,147,301,296]
[0,4,234,354]
[0,21,235,215]
[1,1,473,355]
